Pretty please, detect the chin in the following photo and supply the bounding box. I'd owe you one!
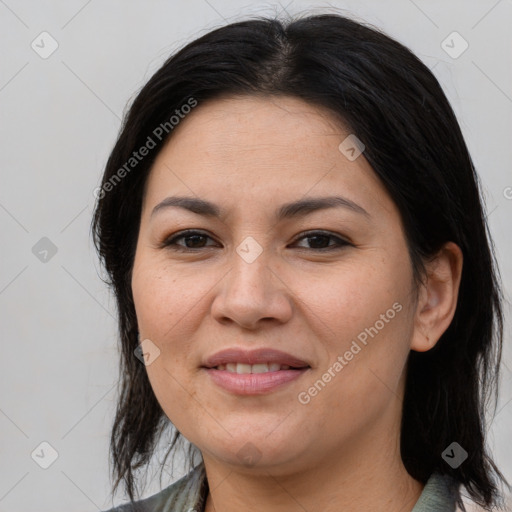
[198,429,308,472]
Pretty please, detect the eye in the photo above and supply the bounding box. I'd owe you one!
[292,231,351,251]
[161,230,217,251]
[161,229,351,252]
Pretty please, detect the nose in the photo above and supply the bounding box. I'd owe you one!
[210,246,293,330]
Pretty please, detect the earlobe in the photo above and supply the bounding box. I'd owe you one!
[410,241,463,353]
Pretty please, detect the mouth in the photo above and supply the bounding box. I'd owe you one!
[208,362,309,373]
[201,348,311,395]
[202,365,310,395]
[202,347,311,370]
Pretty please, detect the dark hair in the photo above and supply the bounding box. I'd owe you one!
[91,12,510,511]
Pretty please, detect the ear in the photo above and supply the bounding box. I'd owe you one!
[410,241,463,352]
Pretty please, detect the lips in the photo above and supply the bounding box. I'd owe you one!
[202,348,311,369]
[201,348,311,395]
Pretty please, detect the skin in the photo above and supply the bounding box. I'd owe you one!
[131,95,463,512]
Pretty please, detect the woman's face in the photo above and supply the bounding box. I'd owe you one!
[131,95,420,474]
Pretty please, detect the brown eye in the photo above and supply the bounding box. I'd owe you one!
[162,230,217,251]
[293,231,351,251]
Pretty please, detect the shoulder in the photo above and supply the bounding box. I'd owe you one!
[101,463,208,512]
[412,470,460,511]
[412,471,505,512]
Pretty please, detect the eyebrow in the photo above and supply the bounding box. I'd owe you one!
[150,195,370,221]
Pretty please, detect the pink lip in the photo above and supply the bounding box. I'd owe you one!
[202,348,310,368]
[204,367,309,395]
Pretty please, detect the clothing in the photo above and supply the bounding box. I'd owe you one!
[102,462,460,512]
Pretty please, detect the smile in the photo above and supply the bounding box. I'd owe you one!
[203,366,310,395]
[214,362,294,373]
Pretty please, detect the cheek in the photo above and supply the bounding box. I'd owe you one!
[303,254,412,343]
[131,256,214,407]
[299,254,413,401]
[131,259,208,430]
[131,255,211,341]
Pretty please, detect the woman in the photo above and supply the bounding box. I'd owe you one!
[92,12,510,512]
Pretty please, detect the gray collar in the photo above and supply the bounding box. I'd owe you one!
[411,470,460,511]
[105,464,460,511]
[179,465,460,512]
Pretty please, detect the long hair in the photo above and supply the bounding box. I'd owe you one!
[91,12,509,510]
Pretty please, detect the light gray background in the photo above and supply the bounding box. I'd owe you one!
[1,1,511,511]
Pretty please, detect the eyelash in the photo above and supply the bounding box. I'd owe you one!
[161,229,351,252]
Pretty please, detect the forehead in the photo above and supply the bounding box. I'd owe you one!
[162,95,347,157]
[142,95,398,221]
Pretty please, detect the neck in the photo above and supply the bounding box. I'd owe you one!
[202,426,424,512]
